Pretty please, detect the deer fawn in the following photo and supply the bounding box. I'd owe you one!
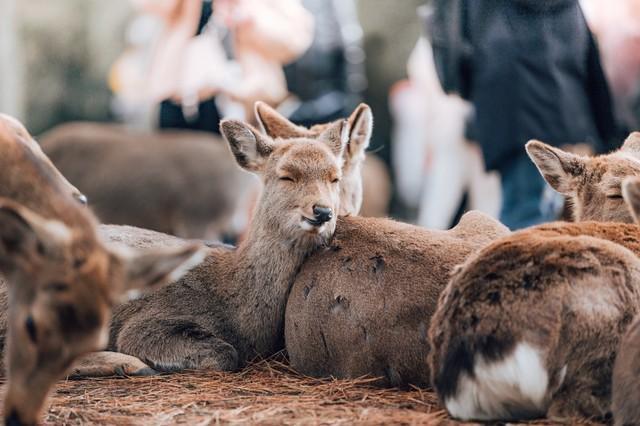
[68,117,349,376]
[0,115,205,425]
[428,136,640,422]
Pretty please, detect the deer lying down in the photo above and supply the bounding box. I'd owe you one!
[428,172,640,422]
[248,105,511,386]
[0,115,205,425]
[71,118,349,376]
[39,123,257,240]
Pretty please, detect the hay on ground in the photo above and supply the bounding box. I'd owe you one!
[2,354,605,425]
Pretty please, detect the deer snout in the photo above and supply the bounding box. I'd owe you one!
[312,205,333,224]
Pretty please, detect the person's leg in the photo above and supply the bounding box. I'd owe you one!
[158,100,189,130]
[499,153,558,230]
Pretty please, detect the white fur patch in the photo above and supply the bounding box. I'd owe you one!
[445,342,549,421]
[44,219,72,243]
[167,247,207,283]
[299,220,326,234]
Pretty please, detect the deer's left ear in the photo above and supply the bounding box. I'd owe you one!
[0,198,71,273]
[346,104,373,161]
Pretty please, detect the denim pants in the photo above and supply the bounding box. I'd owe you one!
[499,153,562,230]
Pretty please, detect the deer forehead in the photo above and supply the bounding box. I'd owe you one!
[274,142,340,178]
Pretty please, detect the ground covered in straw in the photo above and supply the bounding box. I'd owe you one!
[18,354,603,425]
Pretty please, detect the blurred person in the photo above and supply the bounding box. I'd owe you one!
[581,0,640,131]
[281,0,365,127]
[390,35,500,230]
[134,0,313,133]
[428,0,618,230]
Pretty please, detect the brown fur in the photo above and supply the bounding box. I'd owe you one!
[0,115,205,425]
[427,163,640,421]
[74,118,349,374]
[612,315,640,426]
[284,211,509,386]
[255,102,373,216]
[527,133,640,223]
[39,122,256,239]
[429,231,640,421]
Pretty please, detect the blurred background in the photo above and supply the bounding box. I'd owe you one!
[1,0,640,241]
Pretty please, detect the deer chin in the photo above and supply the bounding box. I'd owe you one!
[299,217,328,234]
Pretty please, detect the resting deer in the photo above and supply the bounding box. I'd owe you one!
[0,115,205,425]
[252,103,511,386]
[40,123,257,240]
[70,117,349,375]
[428,138,640,421]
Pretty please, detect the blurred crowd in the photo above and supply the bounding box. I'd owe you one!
[5,0,640,232]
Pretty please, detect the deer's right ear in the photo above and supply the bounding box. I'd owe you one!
[346,104,373,161]
[526,140,585,195]
[622,132,640,157]
[0,199,71,272]
[623,177,640,223]
[254,102,308,139]
[221,120,275,172]
[115,243,206,301]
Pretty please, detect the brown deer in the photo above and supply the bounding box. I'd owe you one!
[427,165,640,422]
[39,122,257,240]
[0,115,205,425]
[70,117,349,375]
[253,102,391,217]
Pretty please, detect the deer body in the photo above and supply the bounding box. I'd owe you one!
[613,315,640,426]
[284,211,509,386]
[40,122,257,239]
[427,136,640,422]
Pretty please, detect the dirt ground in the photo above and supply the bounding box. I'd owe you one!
[9,354,603,425]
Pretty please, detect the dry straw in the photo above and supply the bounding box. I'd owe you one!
[1,353,604,425]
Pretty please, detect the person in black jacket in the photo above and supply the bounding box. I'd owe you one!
[427,0,618,229]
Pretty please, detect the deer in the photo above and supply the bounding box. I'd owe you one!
[0,114,205,425]
[253,102,391,217]
[67,116,349,376]
[427,137,640,422]
[251,103,512,386]
[39,122,258,240]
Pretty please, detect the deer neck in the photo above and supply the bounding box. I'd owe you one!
[227,202,323,361]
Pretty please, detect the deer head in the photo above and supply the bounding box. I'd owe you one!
[527,133,640,223]
[0,199,204,425]
[253,102,372,216]
[221,118,348,244]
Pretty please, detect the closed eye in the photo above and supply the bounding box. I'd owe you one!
[279,176,295,183]
[606,194,623,199]
[331,177,340,184]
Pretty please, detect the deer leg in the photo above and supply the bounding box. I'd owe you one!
[69,351,157,378]
[115,317,239,372]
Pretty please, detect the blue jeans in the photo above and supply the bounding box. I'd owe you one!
[499,153,562,230]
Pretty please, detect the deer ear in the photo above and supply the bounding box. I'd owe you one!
[621,132,640,157]
[0,199,71,273]
[116,243,205,300]
[318,120,349,158]
[623,177,640,223]
[346,104,373,162]
[220,120,276,172]
[526,140,585,195]
[254,102,308,139]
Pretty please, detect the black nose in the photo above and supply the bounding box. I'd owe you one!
[313,205,333,224]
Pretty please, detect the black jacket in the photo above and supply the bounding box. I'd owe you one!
[428,0,618,171]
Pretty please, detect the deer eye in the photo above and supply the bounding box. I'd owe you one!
[44,282,69,292]
[606,194,623,199]
[25,316,37,343]
[331,177,340,184]
[279,176,295,183]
